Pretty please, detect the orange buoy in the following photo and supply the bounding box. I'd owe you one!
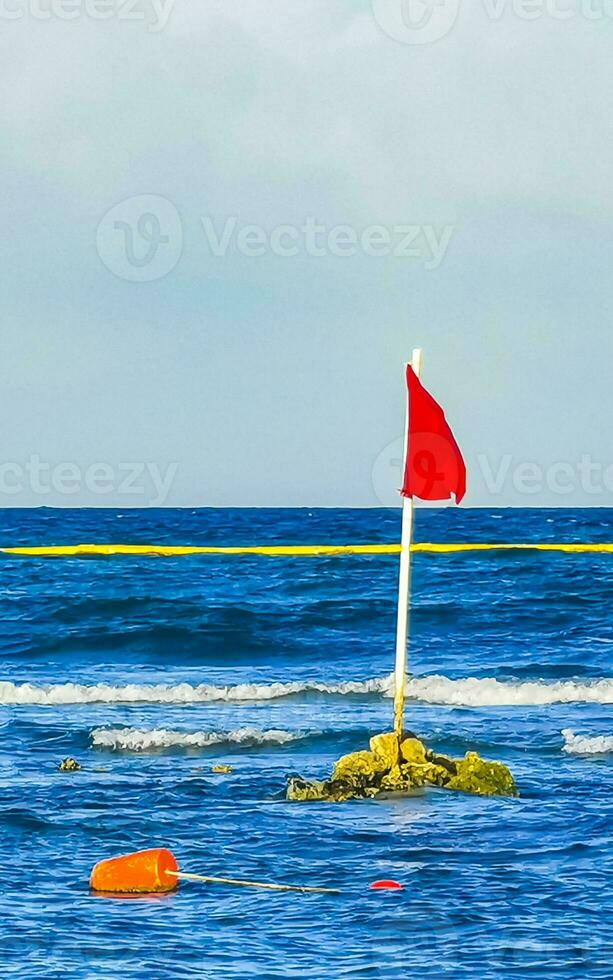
[90,848,179,895]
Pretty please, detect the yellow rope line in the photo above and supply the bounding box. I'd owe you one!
[414,543,613,554]
[0,544,397,557]
[1,542,613,558]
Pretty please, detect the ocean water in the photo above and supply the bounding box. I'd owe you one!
[0,507,611,979]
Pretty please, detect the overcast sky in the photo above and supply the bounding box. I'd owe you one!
[1,0,612,507]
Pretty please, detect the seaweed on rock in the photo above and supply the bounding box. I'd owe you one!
[287,732,517,802]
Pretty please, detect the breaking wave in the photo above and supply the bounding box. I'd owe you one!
[407,675,613,707]
[1,674,611,707]
[0,677,388,705]
[91,726,303,752]
[562,729,613,755]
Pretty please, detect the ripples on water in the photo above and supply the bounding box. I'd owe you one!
[0,508,611,978]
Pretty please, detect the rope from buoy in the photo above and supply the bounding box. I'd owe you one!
[167,871,339,894]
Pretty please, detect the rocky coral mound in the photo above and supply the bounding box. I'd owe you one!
[287,731,517,802]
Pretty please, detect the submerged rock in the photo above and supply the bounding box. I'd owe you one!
[332,750,382,782]
[286,732,517,802]
[287,777,361,803]
[446,752,517,797]
[400,736,428,765]
[58,758,82,772]
[370,732,400,770]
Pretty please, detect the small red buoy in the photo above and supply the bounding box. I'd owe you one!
[90,848,179,895]
[369,879,404,891]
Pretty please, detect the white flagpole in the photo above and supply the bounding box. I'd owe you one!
[393,348,422,741]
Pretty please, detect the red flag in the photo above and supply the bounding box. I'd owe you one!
[401,365,466,504]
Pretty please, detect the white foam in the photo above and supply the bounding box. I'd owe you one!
[91,726,302,752]
[0,677,389,705]
[1,674,611,707]
[406,675,613,707]
[562,729,613,755]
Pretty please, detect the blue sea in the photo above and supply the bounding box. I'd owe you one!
[1,508,611,979]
